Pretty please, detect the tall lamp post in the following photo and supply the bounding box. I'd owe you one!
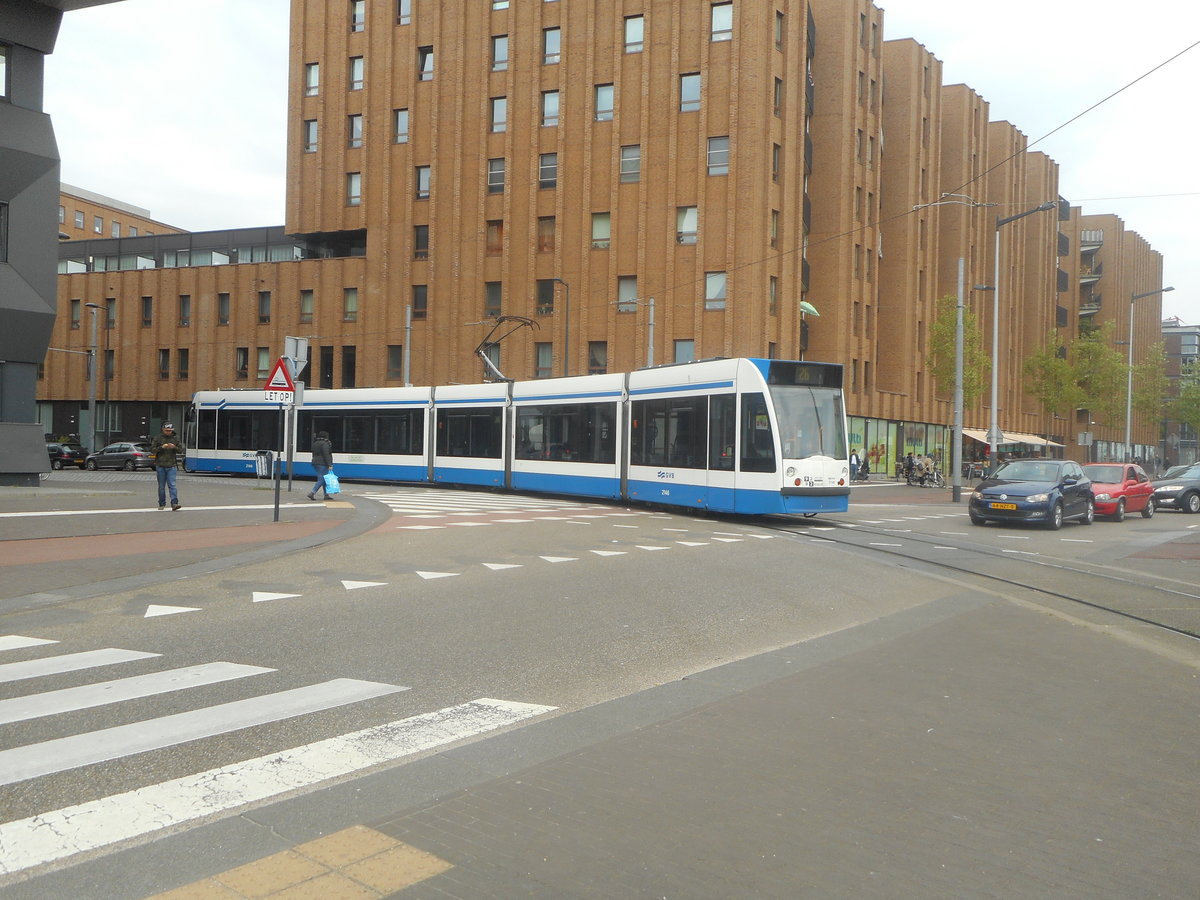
[84,302,103,452]
[989,201,1058,467]
[1124,285,1173,461]
[552,277,570,377]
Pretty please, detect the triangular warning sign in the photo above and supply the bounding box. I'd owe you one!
[264,358,296,391]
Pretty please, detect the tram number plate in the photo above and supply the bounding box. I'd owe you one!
[989,502,1017,510]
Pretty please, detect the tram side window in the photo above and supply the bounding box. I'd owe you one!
[630,397,707,469]
[342,416,372,453]
[740,392,776,472]
[197,409,217,449]
[377,411,424,455]
[436,407,503,458]
[515,403,616,462]
[218,410,275,450]
[708,394,736,470]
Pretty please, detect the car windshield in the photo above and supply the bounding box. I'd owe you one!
[133,443,151,451]
[1086,465,1124,483]
[994,461,1061,482]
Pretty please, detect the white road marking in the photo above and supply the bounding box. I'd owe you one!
[676,541,709,547]
[0,636,58,653]
[397,525,444,530]
[252,591,301,603]
[636,545,670,551]
[342,580,387,590]
[0,648,159,684]
[539,556,577,563]
[0,504,321,519]
[869,542,903,547]
[810,538,836,543]
[612,524,639,529]
[998,535,1030,540]
[416,571,458,580]
[0,698,555,877]
[1060,539,1094,543]
[493,518,535,523]
[711,537,742,543]
[144,605,200,618]
[0,662,274,726]
[448,521,492,527]
[0,679,405,787]
[591,550,626,557]
[483,563,522,570]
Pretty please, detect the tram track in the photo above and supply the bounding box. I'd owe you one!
[761,514,1200,643]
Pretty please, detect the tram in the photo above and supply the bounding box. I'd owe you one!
[185,357,850,516]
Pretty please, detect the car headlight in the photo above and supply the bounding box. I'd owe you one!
[971,489,983,500]
[1155,485,1182,493]
[1026,493,1049,503]
[1094,492,1111,501]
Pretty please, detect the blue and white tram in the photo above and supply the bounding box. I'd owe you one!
[186,357,850,516]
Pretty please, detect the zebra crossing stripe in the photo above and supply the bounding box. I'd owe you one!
[0,698,555,876]
[0,636,58,652]
[0,662,275,726]
[0,678,406,787]
[0,648,159,684]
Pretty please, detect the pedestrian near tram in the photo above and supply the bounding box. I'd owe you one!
[150,423,183,510]
[308,431,334,500]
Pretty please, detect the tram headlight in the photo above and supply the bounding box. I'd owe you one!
[786,466,796,478]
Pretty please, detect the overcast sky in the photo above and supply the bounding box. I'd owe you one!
[44,0,1196,321]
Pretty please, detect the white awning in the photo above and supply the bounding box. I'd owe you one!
[959,427,1062,448]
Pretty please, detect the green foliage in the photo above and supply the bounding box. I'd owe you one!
[1173,360,1200,436]
[1072,321,1127,424]
[926,293,990,405]
[1132,342,1169,423]
[1023,332,1083,418]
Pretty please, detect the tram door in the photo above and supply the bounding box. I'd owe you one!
[707,394,738,509]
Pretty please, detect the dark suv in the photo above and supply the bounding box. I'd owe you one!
[46,442,89,470]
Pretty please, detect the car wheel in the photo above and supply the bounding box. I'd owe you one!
[1141,497,1155,519]
[969,510,987,526]
[123,460,136,471]
[1184,492,1200,515]
[1112,498,1125,522]
[1080,498,1094,525]
[85,460,98,471]
[1047,501,1064,530]
[51,459,63,470]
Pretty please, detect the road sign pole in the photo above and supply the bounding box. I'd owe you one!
[274,402,284,522]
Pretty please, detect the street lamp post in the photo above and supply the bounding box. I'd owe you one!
[84,302,103,452]
[1124,285,1174,461]
[552,277,570,377]
[989,201,1058,467]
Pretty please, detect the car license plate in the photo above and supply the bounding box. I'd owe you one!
[989,502,1017,510]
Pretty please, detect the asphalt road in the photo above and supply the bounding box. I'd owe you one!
[2,474,1197,897]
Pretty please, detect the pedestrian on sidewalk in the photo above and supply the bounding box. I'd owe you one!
[308,430,334,500]
[849,448,861,482]
[150,423,183,511]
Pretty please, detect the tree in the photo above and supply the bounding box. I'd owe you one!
[926,293,990,406]
[1071,321,1127,424]
[1132,342,1169,424]
[1024,331,1084,418]
[1172,360,1200,440]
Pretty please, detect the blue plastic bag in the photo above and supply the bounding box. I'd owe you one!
[323,471,341,494]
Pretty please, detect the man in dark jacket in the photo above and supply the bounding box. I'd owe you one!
[308,431,334,500]
[150,423,183,510]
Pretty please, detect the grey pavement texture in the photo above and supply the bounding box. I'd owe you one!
[1,474,1197,899]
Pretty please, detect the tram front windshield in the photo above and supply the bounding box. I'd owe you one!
[769,385,847,460]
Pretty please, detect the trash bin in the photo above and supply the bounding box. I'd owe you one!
[255,449,274,479]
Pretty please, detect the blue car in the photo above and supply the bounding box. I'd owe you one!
[969,459,1094,530]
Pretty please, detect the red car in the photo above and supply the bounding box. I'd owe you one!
[1081,463,1155,521]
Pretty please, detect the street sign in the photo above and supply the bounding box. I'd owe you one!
[264,357,296,404]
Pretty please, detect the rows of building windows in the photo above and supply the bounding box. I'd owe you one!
[337,135,730,207]
[58,206,150,239]
[333,2,732,44]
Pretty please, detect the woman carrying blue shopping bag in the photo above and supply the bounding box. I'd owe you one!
[307,431,334,500]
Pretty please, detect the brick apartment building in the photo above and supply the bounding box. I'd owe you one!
[37,0,1168,472]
